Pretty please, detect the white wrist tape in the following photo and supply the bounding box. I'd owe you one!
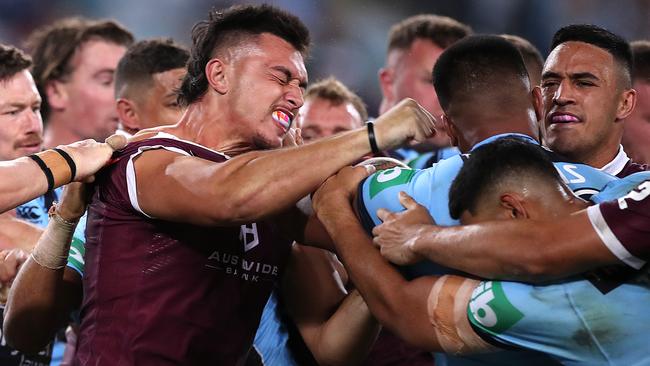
[30,213,78,270]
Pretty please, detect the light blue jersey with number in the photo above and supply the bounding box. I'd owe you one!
[356,134,621,366]
[466,172,650,365]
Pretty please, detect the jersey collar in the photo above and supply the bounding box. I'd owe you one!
[599,145,629,176]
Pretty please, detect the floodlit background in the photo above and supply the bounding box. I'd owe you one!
[1,0,648,114]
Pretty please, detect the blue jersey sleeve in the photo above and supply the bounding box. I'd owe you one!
[356,155,466,234]
[467,279,650,365]
[591,171,650,204]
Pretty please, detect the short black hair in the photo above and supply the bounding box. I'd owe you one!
[115,38,189,98]
[177,4,310,107]
[433,35,529,111]
[550,24,632,86]
[501,34,544,85]
[631,40,650,84]
[449,138,561,220]
[0,44,31,81]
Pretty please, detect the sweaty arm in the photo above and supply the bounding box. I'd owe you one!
[401,179,650,282]
[312,167,496,354]
[282,244,380,366]
[3,184,86,353]
[135,99,435,226]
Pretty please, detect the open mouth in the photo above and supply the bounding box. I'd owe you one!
[272,110,293,133]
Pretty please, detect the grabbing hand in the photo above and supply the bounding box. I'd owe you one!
[372,192,434,265]
[282,128,303,148]
[372,98,437,151]
[56,182,91,222]
[58,134,127,183]
[312,165,375,221]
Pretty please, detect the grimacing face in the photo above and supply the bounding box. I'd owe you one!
[224,33,307,150]
[540,41,631,165]
[0,70,43,160]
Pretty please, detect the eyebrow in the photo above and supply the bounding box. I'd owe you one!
[271,65,308,89]
[541,71,600,81]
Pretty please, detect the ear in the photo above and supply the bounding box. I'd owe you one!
[615,88,637,121]
[378,67,394,103]
[442,114,459,147]
[499,193,529,219]
[532,86,543,122]
[44,80,68,111]
[116,98,140,132]
[205,58,229,95]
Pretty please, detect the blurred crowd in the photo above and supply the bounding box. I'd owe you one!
[0,2,648,366]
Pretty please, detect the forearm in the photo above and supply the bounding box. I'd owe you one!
[412,212,617,282]
[4,212,80,352]
[311,290,380,366]
[206,129,372,222]
[0,158,48,213]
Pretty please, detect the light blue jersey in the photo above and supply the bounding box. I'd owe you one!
[356,134,621,366]
[253,291,301,365]
[466,173,650,365]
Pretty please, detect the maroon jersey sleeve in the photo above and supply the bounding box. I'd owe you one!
[587,181,650,269]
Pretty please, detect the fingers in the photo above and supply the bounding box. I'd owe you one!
[398,191,419,210]
[105,134,127,150]
[376,208,390,222]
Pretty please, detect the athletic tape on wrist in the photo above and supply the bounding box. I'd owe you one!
[31,212,78,270]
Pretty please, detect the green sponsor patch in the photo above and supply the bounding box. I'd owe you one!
[468,281,524,335]
[67,237,86,275]
[368,168,416,199]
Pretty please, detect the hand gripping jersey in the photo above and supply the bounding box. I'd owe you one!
[74,133,293,365]
[467,175,650,365]
[356,134,619,366]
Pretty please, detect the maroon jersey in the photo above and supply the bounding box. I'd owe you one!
[587,180,650,270]
[75,135,293,365]
[616,159,649,178]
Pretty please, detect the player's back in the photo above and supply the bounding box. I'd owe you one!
[75,135,293,365]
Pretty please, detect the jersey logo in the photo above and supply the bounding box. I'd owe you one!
[240,223,260,252]
[468,281,524,335]
[368,167,416,198]
[618,180,650,209]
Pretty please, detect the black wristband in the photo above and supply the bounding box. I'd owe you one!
[53,148,76,182]
[29,154,54,192]
[366,121,381,155]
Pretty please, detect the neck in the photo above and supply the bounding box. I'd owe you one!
[458,114,538,152]
[570,143,621,170]
[43,116,85,148]
[169,99,255,157]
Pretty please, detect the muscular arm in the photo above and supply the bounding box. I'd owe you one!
[136,99,434,225]
[373,193,618,283]
[3,184,87,353]
[282,244,379,366]
[312,167,495,353]
[408,211,618,282]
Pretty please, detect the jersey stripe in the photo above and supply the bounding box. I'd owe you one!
[587,205,645,269]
